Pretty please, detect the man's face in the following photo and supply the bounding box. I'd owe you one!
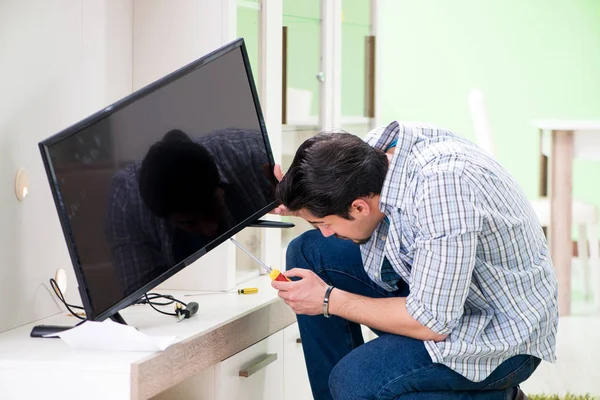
[299,208,379,245]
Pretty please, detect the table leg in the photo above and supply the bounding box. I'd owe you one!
[539,128,548,197]
[550,130,574,316]
[539,128,549,237]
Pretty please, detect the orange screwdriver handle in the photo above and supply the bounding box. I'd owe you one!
[269,269,290,282]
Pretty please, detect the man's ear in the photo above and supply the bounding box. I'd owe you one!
[351,198,371,216]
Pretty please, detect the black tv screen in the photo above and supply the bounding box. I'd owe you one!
[39,39,277,321]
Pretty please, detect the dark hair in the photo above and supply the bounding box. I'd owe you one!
[138,129,221,218]
[276,132,388,219]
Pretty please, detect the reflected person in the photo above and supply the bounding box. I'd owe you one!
[105,128,274,296]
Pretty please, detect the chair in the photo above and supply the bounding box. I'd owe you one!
[468,89,600,306]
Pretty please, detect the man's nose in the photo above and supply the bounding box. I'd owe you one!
[318,226,335,237]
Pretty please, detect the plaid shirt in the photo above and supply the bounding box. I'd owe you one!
[362,121,558,382]
[105,128,273,296]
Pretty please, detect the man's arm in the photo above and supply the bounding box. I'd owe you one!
[329,290,447,342]
[404,171,482,337]
[272,268,446,342]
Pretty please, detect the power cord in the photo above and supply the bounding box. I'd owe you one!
[138,293,185,317]
[137,294,199,321]
[138,292,179,307]
[49,278,86,320]
[49,279,199,321]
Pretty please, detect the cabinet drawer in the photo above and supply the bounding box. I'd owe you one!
[215,330,284,400]
[151,366,214,400]
[283,322,312,400]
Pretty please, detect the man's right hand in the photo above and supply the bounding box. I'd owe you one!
[271,164,299,217]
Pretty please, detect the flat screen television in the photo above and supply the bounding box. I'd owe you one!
[39,38,279,323]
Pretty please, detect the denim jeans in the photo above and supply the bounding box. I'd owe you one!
[287,229,540,400]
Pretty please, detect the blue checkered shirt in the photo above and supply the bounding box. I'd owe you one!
[361,121,558,382]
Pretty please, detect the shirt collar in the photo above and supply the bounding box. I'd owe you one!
[373,121,421,211]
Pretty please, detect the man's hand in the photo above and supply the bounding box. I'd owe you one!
[271,268,329,315]
[270,164,299,217]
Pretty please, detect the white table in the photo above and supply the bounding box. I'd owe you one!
[0,275,296,399]
[533,120,600,315]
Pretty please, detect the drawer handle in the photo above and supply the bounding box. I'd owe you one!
[239,353,278,378]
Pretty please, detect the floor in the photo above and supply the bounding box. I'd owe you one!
[521,260,600,397]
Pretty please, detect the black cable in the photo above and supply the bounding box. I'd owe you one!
[142,293,190,317]
[137,293,187,307]
[50,277,192,320]
[144,294,178,316]
[140,293,198,320]
[49,278,86,320]
[140,294,173,306]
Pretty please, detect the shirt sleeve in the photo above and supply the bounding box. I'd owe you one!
[405,171,483,335]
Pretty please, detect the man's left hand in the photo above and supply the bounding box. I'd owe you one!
[271,268,329,315]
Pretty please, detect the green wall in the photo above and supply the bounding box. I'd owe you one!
[378,0,600,229]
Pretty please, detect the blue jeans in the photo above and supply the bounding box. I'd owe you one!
[287,229,540,400]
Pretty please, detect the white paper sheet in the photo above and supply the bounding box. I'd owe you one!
[50,319,176,352]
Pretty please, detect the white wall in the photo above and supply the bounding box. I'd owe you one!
[132,0,235,90]
[0,0,133,333]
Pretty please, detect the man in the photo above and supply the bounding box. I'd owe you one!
[105,128,274,295]
[272,121,558,400]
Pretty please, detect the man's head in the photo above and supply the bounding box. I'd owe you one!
[138,129,226,236]
[276,132,388,244]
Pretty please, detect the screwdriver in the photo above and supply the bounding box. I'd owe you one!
[230,238,290,282]
[237,287,258,294]
[183,288,258,296]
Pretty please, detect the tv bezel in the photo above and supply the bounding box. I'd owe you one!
[38,38,278,322]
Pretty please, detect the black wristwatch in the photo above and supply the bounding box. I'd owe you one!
[323,285,335,318]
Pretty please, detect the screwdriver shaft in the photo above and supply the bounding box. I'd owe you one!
[230,238,272,273]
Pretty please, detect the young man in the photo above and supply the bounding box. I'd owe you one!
[272,121,558,400]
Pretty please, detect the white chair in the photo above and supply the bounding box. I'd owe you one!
[468,89,600,306]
